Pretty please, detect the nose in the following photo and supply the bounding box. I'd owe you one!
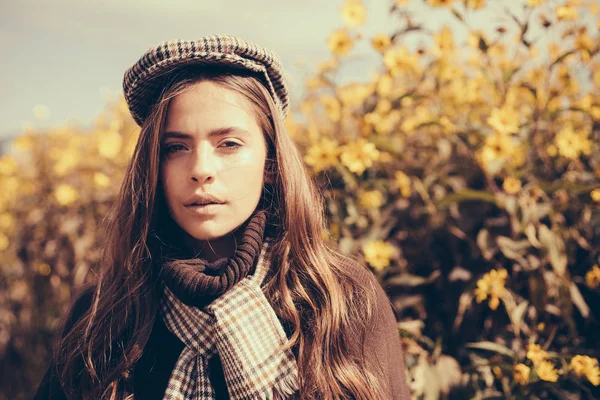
[189,142,216,184]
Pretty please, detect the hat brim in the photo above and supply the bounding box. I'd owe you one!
[125,52,279,126]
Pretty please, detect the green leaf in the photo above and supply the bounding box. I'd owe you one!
[465,341,516,358]
[435,189,499,208]
[497,236,530,260]
[569,282,589,318]
[387,270,440,287]
[509,300,529,337]
[538,225,567,277]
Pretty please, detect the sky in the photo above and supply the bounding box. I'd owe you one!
[0,0,550,141]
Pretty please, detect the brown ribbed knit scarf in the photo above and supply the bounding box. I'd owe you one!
[157,210,269,309]
[155,210,300,399]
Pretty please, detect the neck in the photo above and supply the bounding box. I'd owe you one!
[184,226,245,263]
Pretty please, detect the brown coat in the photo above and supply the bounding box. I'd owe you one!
[34,262,411,399]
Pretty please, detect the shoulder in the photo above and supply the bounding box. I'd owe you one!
[338,257,412,399]
[338,257,395,315]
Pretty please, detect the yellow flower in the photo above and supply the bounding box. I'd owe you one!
[401,105,432,133]
[556,4,578,21]
[492,366,502,378]
[527,343,549,366]
[304,138,340,173]
[341,0,366,27]
[0,213,15,230]
[426,0,456,6]
[337,83,372,107]
[371,33,391,53]
[465,0,485,9]
[536,360,559,382]
[0,232,9,251]
[503,177,522,195]
[474,268,508,310]
[306,76,325,90]
[93,172,111,188]
[383,47,420,76]
[395,171,412,198]
[54,149,79,176]
[340,138,380,175]
[591,106,600,121]
[537,322,546,331]
[594,69,600,87]
[514,364,531,385]
[54,184,79,206]
[555,125,593,160]
[98,130,123,159]
[320,95,342,122]
[432,27,455,57]
[36,262,51,276]
[395,0,409,4]
[527,0,546,6]
[575,31,595,53]
[317,58,340,73]
[327,29,354,56]
[570,355,600,386]
[0,156,19,175]
[372,111,401,135]
[363,240,395,271]
[586,265,600,289]
[376,74,394,97]
[359,190,384,209]
[375,99,392,114]
[591,189,600,203]
[509,145,526,168]
[487,107,520,135]
[12,134,36,152]
[477,133,516,174]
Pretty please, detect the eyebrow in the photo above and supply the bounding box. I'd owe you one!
[162,127,249,140]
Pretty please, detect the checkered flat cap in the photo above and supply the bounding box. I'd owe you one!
[123,35,289,126]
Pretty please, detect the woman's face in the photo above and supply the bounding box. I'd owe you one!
[160,80,267,244]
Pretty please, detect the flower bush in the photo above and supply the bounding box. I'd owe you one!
[1,0,599,398]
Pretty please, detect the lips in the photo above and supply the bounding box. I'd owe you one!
[185,193,225,207]
[185,202,223,217]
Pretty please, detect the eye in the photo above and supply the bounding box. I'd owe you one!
[162,143,187,155]
[219,140,242,150]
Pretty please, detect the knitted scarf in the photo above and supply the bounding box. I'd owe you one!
[156,210,299,399]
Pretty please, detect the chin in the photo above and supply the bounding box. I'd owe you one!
[185,226,233,241]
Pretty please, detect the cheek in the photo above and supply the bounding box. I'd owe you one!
[160,166,179,204]
[220,152,265,186]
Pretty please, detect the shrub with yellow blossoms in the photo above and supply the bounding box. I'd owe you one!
[2,0,600,398]
[0,97,139,398]
[292,0,600,397]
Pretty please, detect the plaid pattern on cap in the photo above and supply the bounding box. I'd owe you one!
[159,241,300,399]
[123,35,290,126]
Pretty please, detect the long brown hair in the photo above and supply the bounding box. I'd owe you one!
[55,65,389,399]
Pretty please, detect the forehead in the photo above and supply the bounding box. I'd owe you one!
[164,81,260,134]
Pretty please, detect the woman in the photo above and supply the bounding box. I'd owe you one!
[34,35,410,399]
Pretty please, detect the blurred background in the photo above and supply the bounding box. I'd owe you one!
[1,0,599,398]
